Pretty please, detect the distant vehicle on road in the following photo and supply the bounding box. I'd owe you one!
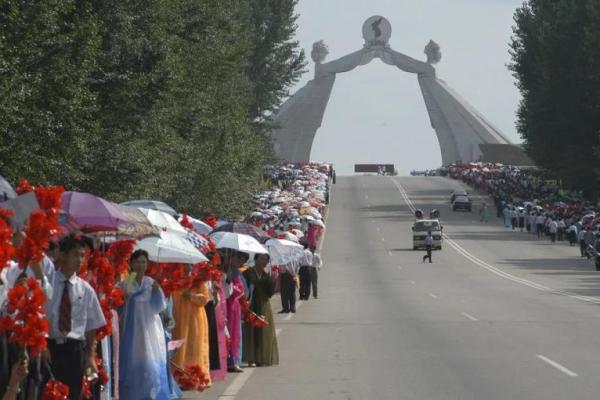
[450,189,468,203]
[452,195,472,212]
[412,219,443,250]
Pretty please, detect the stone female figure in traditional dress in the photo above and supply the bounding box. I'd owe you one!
[242,254,279,367]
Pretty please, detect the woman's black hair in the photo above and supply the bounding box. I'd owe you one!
[130,249,149,262]
[235,251,250,263]
[254,253,270,262]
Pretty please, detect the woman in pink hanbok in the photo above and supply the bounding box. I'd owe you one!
[210,279,228,382]
[226,251,248,372]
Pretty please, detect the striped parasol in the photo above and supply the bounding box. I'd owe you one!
[211,222,271,243]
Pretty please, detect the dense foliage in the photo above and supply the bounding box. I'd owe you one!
[0,0,306,217]
[509,0,600,198]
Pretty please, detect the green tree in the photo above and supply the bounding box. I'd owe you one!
[509,0,600,198]
[246,0,307,122]
[0,0,306,217]
[83,0,172,202]
[0,0,101,187]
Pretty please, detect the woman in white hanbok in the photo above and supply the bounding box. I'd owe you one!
[118,250,170,400]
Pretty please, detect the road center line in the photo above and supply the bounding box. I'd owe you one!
[410,280,416,285]
[397,265,403,270]
[429,293,439,299]
[536,355,578,377]
[388,251,393,257]
[461,312,478,321]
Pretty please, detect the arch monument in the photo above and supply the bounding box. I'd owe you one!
[271,16,522,166]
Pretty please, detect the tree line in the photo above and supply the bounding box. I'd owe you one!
[0,0,306,217]
[510,0,600,199]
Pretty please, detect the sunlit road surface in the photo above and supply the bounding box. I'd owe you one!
[199,176,600,400]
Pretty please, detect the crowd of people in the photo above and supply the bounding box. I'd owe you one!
[449,163,600,257]
[0,162,332,400]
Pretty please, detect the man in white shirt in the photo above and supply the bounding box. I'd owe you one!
[298,247,313,300]
[535,213,545,238]
[548,219,558,243]
[422,232,434,263]
[309,246,322,299]
[44,234,106,400]
[578,228,588,257]
[4,256,54,300]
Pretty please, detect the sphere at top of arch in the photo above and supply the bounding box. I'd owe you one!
[362,16,392,47]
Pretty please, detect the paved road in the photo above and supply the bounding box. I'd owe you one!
[205,176,600,400]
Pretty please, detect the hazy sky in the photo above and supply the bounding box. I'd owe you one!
[291,0,524,175]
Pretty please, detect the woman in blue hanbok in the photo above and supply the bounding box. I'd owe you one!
[118,250,171,400]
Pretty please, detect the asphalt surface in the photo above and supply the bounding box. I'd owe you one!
[200,176,600,400]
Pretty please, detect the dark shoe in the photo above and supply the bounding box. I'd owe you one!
[278,310,289,314]
[313,296,318,299]
[290,309,296,313]
[228,366,244,373]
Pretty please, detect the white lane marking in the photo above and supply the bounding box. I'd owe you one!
[388,177,600,306]
[218,327,284,398]
[218,367,256,398]
[388,251,393,257]
[365,194,369,200]
[461,312,478,321]
[283,300,303,321]
[429,293,439,299]
[397,265,403,271]
[410,280,416,285]
[381,237,385,242]
[536,355,578,377]
[376,227,381,232]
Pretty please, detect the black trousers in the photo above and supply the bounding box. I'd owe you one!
[280,273,296,312]
[580,240,588,257]
[310,267,319,298]
[205,301,221,371]
[423,245,433,263]
[536,223,544,237]
[298,266,312,300]
[46,339,86,400]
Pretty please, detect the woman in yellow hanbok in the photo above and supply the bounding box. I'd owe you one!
[172,275,211,386]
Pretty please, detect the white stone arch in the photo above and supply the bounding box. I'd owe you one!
[271,16,512,165]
